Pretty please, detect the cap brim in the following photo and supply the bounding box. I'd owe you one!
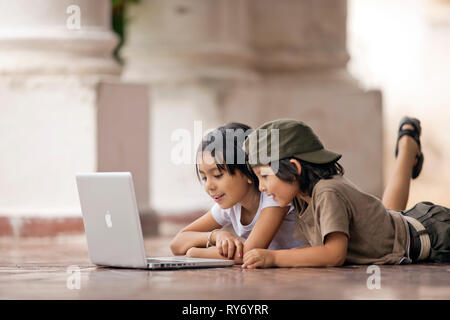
[293,149,342,164]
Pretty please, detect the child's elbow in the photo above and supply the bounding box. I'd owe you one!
[331,257,345,267]
[327,253,346,267]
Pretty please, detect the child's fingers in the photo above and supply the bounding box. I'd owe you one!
[227,239,235,259]
[234,239,243,259]
[221,240,228,257]
[216,240,223,256]
[247,260,261,269]
[242,257,258,269]
[242,250,264,268]
[242,252,252,268]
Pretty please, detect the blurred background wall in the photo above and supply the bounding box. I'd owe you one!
[347,0,450,211]
[0,0,448,237]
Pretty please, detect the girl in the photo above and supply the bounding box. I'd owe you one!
[241,117,450,268]
[170,123,305,263]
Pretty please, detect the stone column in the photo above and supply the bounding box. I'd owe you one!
[224,0,383,197]
[121,0,382,232]
[121,0,257,229]
[0,0,121,235]
[0,0,120,77]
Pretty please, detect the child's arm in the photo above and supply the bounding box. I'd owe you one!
[186,246,243,263]
[243,206,288,252]
[169,211,223,255]
[242,232,348,268]
[179,206,288,261]
[186,206,288,261]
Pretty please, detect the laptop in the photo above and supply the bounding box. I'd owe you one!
[76,172,234,270]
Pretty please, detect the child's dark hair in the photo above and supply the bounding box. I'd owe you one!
[195,122,259,189]
[275,158,344,197]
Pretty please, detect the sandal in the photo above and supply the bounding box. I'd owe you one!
[395,116,424,179]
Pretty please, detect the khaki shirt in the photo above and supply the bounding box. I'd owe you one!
[293,175,409,265]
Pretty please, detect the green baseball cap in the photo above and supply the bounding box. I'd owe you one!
[244,119,342,167]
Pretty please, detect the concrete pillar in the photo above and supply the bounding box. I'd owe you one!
[121,0,383,232]
[0,0,121,236]
[97,81,157,235]
[224,0,383,198]
[0,0,120,76]
[122,0,254,83]
[122,0,258,226]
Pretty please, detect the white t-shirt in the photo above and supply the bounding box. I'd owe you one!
[211,192,306,250]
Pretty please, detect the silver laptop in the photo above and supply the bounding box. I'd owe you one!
[76,172,234,270]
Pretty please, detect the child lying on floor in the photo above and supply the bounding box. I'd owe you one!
[241,117,450,268]
[170,123,305,263]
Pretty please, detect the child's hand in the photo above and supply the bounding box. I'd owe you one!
[185,247,196,257]
[242,249,274,269]
[214,231,244,259]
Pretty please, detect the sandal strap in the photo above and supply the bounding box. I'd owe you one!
[395,116,422,158]
[398,129,421,147]
[395,129,421,157]
[395,116,424,179]
[398,116,421,136]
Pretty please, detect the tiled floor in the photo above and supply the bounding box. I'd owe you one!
[0,235,449,300]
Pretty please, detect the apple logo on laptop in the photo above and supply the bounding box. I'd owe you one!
[105,210,113,228]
